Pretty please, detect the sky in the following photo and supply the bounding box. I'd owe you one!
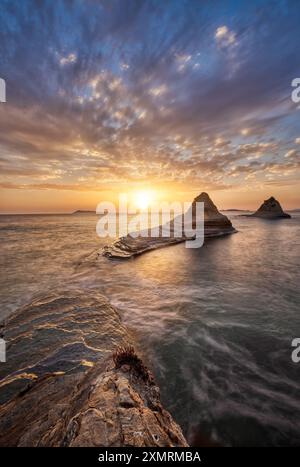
[0,0,299,213]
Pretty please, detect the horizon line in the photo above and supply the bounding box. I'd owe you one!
[1,208,299,215]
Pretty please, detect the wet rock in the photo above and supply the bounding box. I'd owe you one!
[102,192,236,259]
[0,291,187,447]
[0,290,129,405]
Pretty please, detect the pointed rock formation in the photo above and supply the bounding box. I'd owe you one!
[102,192,236,259]
[251,196,291,219]
[191,192,235,237]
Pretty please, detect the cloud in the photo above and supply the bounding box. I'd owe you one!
[175,53,193,72]
[215,25,236,47]
[0,0,299,198]
[59,52,77,66]
[284,149,298,158]
[149,84,168,97]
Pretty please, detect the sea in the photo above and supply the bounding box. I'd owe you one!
[0,211,299,446]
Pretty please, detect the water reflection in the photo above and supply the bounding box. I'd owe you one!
[0,212,299,445]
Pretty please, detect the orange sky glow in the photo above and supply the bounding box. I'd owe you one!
[1,2,300,214]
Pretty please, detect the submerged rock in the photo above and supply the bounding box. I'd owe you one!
[102,192,236,259]
[0,291,187,447]
[250,197,291,219]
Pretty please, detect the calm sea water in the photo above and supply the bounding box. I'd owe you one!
[0,211,300,446]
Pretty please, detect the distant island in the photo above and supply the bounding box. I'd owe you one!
[240,196,291,219]
[71,210,95,214]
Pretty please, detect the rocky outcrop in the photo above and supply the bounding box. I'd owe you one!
[102,192,236,259]
[192,192,236,236]
[0,291,187,447]
[250,196,291,219]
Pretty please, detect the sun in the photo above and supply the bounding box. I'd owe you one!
[134,190,155,210]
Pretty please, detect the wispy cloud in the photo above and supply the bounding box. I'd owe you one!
[0,0,299,205]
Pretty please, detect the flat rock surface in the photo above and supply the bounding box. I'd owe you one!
[102,192,236,259]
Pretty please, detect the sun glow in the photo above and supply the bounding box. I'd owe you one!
[133,190,155,210]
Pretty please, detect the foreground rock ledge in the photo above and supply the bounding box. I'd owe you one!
[0,290,187,447]
[102,192,236,259]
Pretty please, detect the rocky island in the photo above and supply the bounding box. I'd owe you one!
[72,210,95,215]
[245,196,291,219]
[0,290,187,447]
[102,192,236,259]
